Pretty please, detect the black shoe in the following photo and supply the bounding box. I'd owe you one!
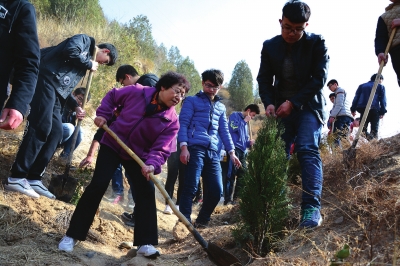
[193,220,208,229]
[121,212,134,222]
[124,220,135,227]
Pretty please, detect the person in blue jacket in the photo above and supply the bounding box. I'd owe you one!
[0,0,40,130]
[225,104,260,205]
[178,69,241,228]
[257,0,329,229]
[4,34,117,199]
[350,74,387,140]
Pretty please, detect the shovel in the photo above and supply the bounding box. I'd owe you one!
[48,47,98,202]
[101,124,243,266]
[343,28,396,162]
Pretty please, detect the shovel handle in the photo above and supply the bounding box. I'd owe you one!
[64,47,98,175]
[101,124,209,249]
[352,28,396,147]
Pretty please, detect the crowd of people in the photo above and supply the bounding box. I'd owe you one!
[1,0,400,260]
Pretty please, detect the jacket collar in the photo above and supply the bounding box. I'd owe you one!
[141,85,177,121]
[196,90,222,102]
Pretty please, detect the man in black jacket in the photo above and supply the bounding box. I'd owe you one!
[257,0,329,229]
[0,0,40,130]
[4,34,118,199]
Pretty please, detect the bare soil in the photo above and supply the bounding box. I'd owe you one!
[1,120,400,265]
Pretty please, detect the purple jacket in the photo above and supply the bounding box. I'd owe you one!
[96,84,179,174]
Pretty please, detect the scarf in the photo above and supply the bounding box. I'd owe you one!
[144,91,167,116]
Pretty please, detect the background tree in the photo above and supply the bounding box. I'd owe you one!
[31,0,105,25]
[232,117,290,256]
[125,15,157,62]
[228,60,254,111]
[176,57,202,97]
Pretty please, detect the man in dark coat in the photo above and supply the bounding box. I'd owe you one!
[4,34,118,199]
[257,0,329,229]
[0,0,40,130]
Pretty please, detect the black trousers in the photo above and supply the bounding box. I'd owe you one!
[358,108,380,140]
[164,149,186,205]
[11,77,63,180]
[225,149,247,201]
[66,145,158,245]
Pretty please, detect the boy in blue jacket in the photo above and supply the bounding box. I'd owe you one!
[225,104,260,205]
[4,34,117,199]
[178,69,241,228]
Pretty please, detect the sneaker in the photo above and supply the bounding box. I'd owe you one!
[124,220,135,227]
[299,207,323,229]
[121,212,134,222]
[27,180,56,199]
[4,177,40,198]
[163,205,172,215]
[137,244,160,258]
[112,195,122,204]
[107,193,122,203]
[121,212,135,227]
[58,236,78,252]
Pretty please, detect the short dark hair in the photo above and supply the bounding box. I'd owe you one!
[329,93,335,98]
[370,73,384,81]
[201,69,224,86]
[98,43,118,66]
[244,104,260,114]
[73,87,91,102]
[115,65,139,82]
[155,71,191,93]
[327,79,338,86]
[282,0,311,23]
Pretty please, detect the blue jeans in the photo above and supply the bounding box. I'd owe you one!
[281,106,323,210]
[333,116,353,146]
[179,145,223,224]
[111,164,124,195]
[61,123,82,155]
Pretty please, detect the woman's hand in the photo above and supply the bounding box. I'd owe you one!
[141,164,155,181]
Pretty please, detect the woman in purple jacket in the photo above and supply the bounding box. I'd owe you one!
[59,72,190,258]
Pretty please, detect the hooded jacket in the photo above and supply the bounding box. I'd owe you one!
[96,84,178,175]
[0,0,40,116]
[228,112,250,153]
[257,32,329,123]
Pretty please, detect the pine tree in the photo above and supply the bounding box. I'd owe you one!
[228,60,254,110]
[233,117,290,256]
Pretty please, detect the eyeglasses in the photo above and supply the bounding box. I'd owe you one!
[76,96,84,104]
[172,87,185,99]
[204,82,220,90]
[119,77,126,86]
[281,25,305,35]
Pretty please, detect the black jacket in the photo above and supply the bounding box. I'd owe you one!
[257,32,329,123]
[0,0,40,116]
[39,34,95,99]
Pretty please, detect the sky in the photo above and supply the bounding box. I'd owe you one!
[99,0,400,138]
